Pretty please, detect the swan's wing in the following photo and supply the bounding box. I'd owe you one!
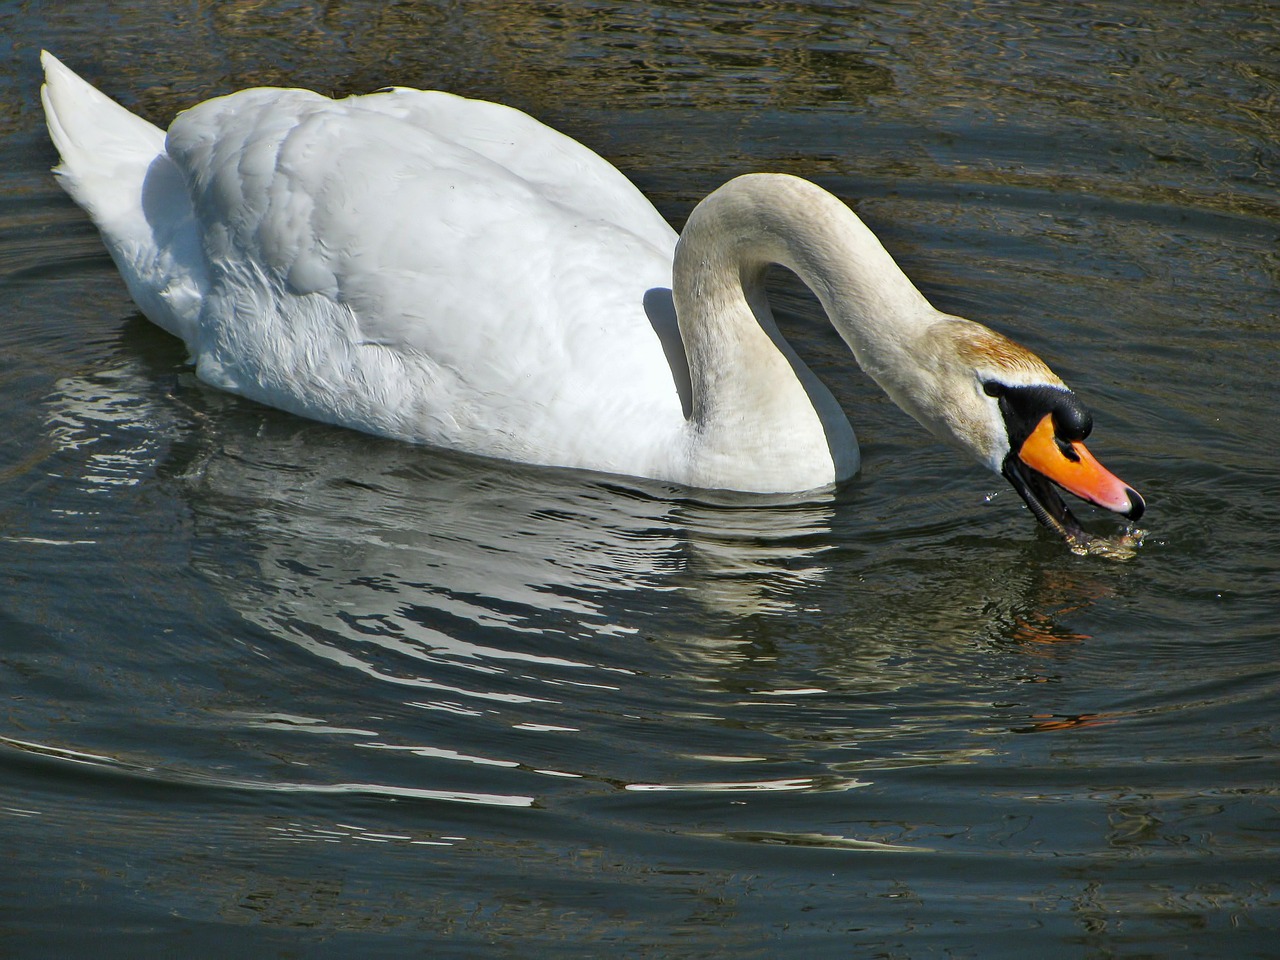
[358,88,675,250]
[164,87,686,460]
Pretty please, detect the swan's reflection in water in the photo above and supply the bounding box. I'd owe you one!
[52,356,837,651]
[186,415,840,694]
[41,344,1123,810]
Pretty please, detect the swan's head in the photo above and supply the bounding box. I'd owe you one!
[906,319,1145,544]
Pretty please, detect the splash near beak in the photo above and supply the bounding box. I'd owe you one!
[1017,414,1144,519]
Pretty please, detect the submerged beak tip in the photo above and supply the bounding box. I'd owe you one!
[1122,486,1145,522]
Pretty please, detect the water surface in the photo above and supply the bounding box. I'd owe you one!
[1,2,1278,957]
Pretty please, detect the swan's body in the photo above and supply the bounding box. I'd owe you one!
[40,52,1143,541]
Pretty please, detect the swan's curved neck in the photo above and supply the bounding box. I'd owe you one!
[671,173,937,488]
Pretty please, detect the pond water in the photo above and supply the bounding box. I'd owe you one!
[2,2,1278,957]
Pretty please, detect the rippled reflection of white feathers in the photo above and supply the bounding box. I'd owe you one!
[47,359,177,489]
[44,360,840,685]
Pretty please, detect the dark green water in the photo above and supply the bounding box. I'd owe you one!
[1,2,1277,957]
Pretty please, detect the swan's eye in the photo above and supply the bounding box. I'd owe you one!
[983,381,1003,397]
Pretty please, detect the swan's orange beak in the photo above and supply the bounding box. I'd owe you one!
[1017,414,1143,519]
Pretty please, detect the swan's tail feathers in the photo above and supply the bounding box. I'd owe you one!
[41,51,166,224]
[40,51,205,344]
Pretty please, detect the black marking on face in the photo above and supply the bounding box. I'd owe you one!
[983,382,1093,451]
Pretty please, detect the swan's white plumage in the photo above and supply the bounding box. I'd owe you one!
[42,52,1082,497]
[162,83,696,478]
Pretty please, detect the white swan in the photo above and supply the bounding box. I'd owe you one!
[40,52,1142,544]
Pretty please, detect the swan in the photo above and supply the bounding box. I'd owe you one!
[40,52,1143,545]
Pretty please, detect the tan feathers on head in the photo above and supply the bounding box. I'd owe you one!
[947,320,1063,386]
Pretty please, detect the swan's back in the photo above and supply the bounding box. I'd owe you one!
[355,89,674,246]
